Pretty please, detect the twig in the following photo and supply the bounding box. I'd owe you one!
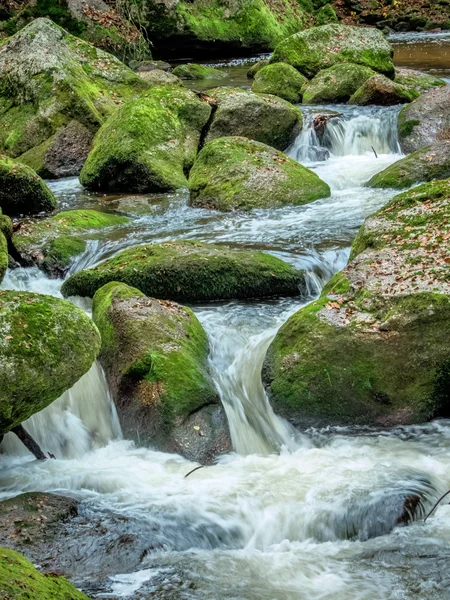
[184,465,205,478]
[371,146,378,158]
[424,489,450,522]
[11,425,48,460]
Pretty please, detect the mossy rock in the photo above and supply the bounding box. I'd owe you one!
[397,86,450,154]
[93,282,229,461]
[302,63,375,105]
[394,68,446,94]
[367,141,450,189]
[0,211,12,240]
[80,85,211,193]
[349,74,419,106]
[315,3,338,25]
[0,156,56,216]
[0,231,7,284]
[13,209,129,276]
[0,19,149,170]
[172,63,227,80]
[270,24,395,79]
[189,136,330,211]
[247,59,270,79]
[0,290,100,435]
[138,69,183,87]
[0,548,89,600]
[252,63,307,103]
[263,179,450,428]
[205,87,302,151]
[61,240,304,301]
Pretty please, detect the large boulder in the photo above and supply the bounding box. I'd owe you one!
[247,59,270,79]
[80,85,212,192]
[205,88,303,151]
[138,69,183,87]
[349,74,419,106]
[302,63,375,105]
[13,209,129,276]
[394,68,446,94]
[263,179,450,428]
[0,157,56,216]
[367,141,450,189]
[172,63,227,80]
[270,24,395,79]
[61,240,304,301]
[189,136,330,211]
[0,291,100,435]
[93,282,230,462]
[398,86,450,154]
[251,63,307,103]
[0,19,149,177]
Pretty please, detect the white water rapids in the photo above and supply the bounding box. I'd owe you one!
[2,104,450,599]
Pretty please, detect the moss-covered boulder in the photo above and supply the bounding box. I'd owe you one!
[397,86,450,154]
[205,87,302,151]
[172,63,227,80]
[61,240,304,301]
[315,3,338,25]
[394,68,446,94]
[0,157,56,216]
[13,209,129,276]
[80,85,211,193]
[189,136,330,211]
[367,141,450,189]
[302,63,375,105]
[349,74,419,106]
[0,548,89,600]
[0,19,149,177]
[251,63,307,104]
[263,179,450,428]
[0,291,100,435]
[138,69,183,87]
[270,24,395,79]
[247,59,270,79]
[93,282,230,462]
[0,231,7,283]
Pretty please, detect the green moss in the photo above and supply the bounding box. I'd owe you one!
[349,74,419,106]
[189,136,330,211]
[395,70,445,93]
[0,212,12,240]
[17,137,55,177]
[0,290,100,434]
[302,63,375,104]
[315,3,338,25]
[0,231,7,284]
[398,113,420,141]
[172,63,227,80]
[61,240,304,301]
[247,60,270,79]
[0,547,89,599]
[251,62,307,103]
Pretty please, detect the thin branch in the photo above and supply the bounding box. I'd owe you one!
[371,146,378,158]
[184,465,205,478]
[424,489,450,522]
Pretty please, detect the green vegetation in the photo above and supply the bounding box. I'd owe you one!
[349,74,419,106]
[172,63,227,80]
[252,63,307,103]
[302,63,375,104]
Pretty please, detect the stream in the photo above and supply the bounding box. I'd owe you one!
[1,34,450,600]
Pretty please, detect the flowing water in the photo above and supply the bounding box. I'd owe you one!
[2,76,450,598]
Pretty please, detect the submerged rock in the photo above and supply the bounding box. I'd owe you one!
[302,63,375,105]
[61,241,304,301]
[80,85,211,193]
[189,136,330,211]
[205,87,302,151]
[93,282,230,462]
[349,74,419,106]
[0,291,100,435]
[172,63,227,80]
[247,59,270,79]
[0,157,56,216]
[270,24,395,79]
[252,62,307,103]
[13,209,129,276]
[263,180,450,428]
[367,141,450,189]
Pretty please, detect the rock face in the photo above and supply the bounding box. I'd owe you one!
[0,157,56,216]
[93,282,230,462]
[172,63,227,80]
[270,24,395,79]
[251,63,307,103]
[263,180,450,428]
[397,86,450,154]
[13,209,129,276]
[80,86,211,192]
[302,63,375,104]
[61,241,304,301]
[368,141,450,189]
[0,291,100,435]
[349,74,419,106]
[205,88,302,151]
[0,19,148,173]
[189,136,330,211]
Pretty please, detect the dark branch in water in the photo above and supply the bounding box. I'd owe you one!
[424,489,450,522]
[11,425,48,460]
[371,146,378,158]
[184,465,205,478]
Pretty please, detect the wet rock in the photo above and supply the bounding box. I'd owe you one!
[0,157,56,216]
[189,136,330,211]
[251,62,307,104]
[205,87,302,151]
[61,240,304,301]
[270,24,395,79]
[263,179,450,428]
[367,141,450,188]
[398,86,450,154]
[80,86,211,193]
[93,282,230,462]
[302,63,375,104]
[349,73,419,106]
[247,59,270,79]
[132,60,171,72]
[172,63,227,80]
[138,69,183,87]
